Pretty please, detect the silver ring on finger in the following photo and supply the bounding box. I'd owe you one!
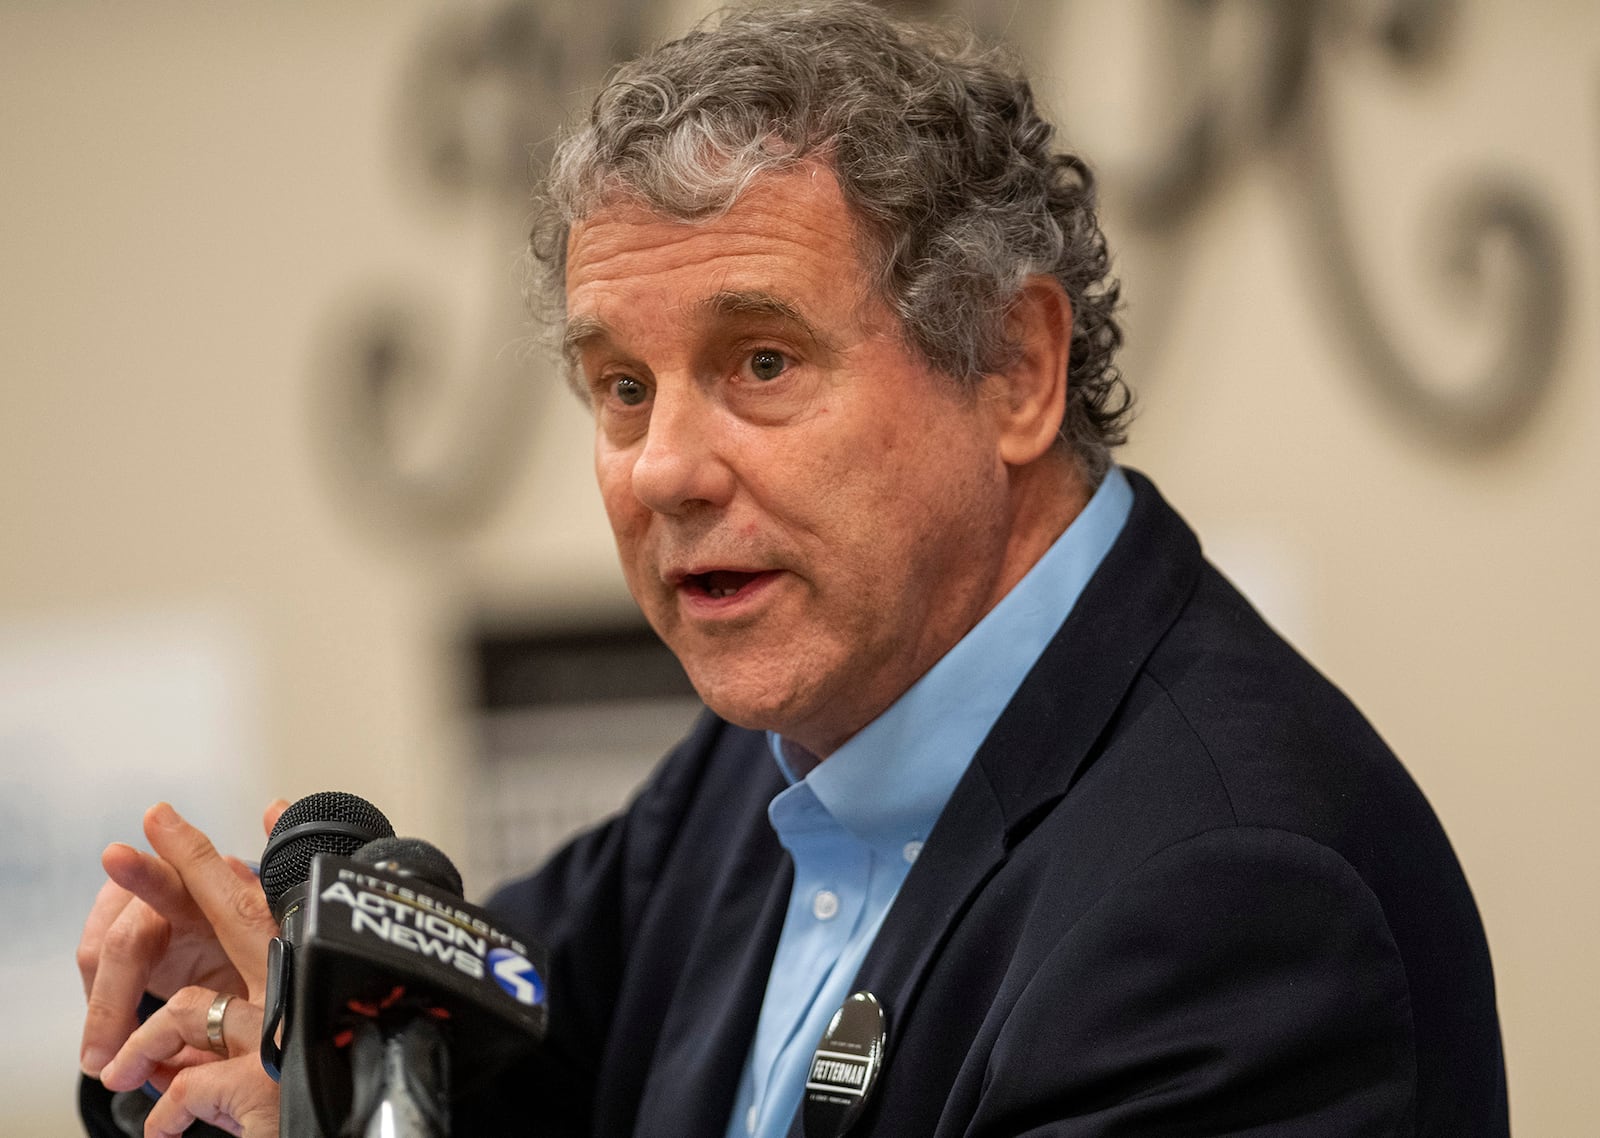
[205,992,234,1058]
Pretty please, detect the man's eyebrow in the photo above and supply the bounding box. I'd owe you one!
[560,290,844,368]
[560,314,610,366]
[697,290,841,353]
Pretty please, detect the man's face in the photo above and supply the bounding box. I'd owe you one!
[564,167,1020,758]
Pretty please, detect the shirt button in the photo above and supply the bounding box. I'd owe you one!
[813,889,840,920]
[903,840,924,864]
[746,1103,759,1134]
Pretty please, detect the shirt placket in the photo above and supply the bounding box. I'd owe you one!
[745,818,869,1136]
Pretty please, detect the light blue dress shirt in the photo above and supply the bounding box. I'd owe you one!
[724,466,1134,1138]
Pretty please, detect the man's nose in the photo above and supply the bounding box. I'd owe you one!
[629,381,735,514]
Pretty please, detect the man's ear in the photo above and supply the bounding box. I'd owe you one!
[992,274,1071,467]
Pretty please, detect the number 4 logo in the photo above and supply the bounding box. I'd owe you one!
[487,947,545,1006]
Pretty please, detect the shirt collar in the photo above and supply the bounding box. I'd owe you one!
[768,466,1134,856]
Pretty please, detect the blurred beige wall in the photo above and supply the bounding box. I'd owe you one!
[2,2,1594,1134]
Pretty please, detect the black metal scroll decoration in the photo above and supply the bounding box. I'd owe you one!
[315,0,647,538]
[1287,2,1566,450]
[317,0,1571,538]
[1091,0,1568,452]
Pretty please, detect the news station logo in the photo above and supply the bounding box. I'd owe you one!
[487,947,544,1007]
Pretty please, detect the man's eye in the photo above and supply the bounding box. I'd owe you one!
[612,376,647,406]
[748,350,788,382]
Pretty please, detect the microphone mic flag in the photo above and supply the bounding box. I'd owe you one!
[259,793,546,1138]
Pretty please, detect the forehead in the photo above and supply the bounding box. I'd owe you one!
[562,166,879,341]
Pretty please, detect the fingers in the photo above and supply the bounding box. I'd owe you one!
[102,986,279,1138]
[143,803,277,993]
[83,807,270,1074]
[81,889,172,1077]
[82,839,234,1074]
[100,985,263,1093]
[146,1057,279,1138]
[78,876,133,999]
[78,873,145,1076]
[102,841,195,920]
[81,800,286,1080]
[263,798,290,837]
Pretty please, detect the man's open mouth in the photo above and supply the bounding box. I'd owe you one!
[682,570,763,599]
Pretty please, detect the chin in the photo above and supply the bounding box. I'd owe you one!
[684,667,804,737]
[692,685,787,735]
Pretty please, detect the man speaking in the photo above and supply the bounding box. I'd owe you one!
[78,3,1506,1135]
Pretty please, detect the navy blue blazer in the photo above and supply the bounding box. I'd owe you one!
[81,472,1507,1137]
[467,470,1504,1133]
[468,471,1506,1136]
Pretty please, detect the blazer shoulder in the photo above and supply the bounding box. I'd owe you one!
[1134,562,1421,835]
[965,825,1419,1137]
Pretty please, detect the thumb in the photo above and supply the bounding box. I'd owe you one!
[262,798,290,838]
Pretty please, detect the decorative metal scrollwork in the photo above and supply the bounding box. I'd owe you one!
[314,0,647,539]
[1285,3,1567,449]
[318,0,1571,544]
[1039,0,1568,452]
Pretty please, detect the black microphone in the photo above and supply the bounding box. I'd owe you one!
[339,837,464,1138]
[258,792,395,1137]
[262,791,397,933]
[258,794,546,1138]
[355,835,463,896]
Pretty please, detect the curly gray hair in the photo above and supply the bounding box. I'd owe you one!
[531,0,1130,479]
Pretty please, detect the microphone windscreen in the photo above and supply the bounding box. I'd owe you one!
[354,836,465,899]
[261,791,395,912]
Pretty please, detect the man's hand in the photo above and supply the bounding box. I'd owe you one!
[100,985,279,1138]
[77,800,287,1077]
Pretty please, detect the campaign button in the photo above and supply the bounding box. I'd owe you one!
[803,991,886,1138]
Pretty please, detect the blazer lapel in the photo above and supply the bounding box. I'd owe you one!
[976,469,1203,832]
[628,849,792,1137]
[829,470,1204,1116]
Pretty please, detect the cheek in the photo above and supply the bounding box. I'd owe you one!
[595,452,645,543]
